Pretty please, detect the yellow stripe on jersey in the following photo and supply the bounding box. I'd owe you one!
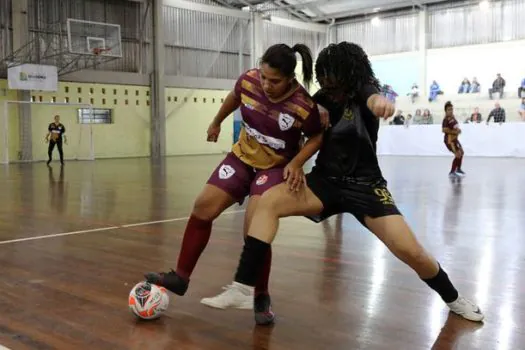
[246,69,258,78]
[241,94,268,115]
[296,95,315,109]
[284,101,309,120]
[241,79,262,97]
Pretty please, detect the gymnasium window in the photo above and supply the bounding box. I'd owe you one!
[77,108,113,124]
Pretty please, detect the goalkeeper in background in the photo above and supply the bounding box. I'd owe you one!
[45,114,67,166]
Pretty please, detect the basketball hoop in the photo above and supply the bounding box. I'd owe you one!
[92,47,111,56]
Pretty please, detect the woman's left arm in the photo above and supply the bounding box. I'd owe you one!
[284,132,323,192]
[359,83,396,120]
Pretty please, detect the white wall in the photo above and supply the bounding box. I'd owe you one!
[370,52,419,96]
[427,39,525,96]
[369,39,525,98]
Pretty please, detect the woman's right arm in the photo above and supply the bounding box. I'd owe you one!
[210,90,241,127]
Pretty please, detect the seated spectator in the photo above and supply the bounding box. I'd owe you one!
[518,78,525,98]
[408,83,419,103]
[489,73,505,99]
[487,102,506,124]
[428,80,442,102]
[466,107,482,123]
[392,110,405,125]
[519,97,525,121]
[469,77,480,93]
[404,114,413,128]
[413,109,422,124]
[458,78,471,94]
[421,109,433,124]
[381,84,398,103]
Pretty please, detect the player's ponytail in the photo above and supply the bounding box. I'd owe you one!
[261,43,314,90]
[291,44,313,90]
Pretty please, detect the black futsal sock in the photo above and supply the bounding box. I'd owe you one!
[422,263,459,303]
[234,236,271,287]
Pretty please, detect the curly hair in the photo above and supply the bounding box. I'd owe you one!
[315,42,380,98]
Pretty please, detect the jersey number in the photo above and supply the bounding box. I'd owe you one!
[374,188,395,206]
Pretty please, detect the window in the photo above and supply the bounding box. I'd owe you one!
[77,108,113,124]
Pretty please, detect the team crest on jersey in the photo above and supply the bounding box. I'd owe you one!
[278,113,295,131]
[256,175,268,185]
[218,164,235,180]
[343,109,354,121]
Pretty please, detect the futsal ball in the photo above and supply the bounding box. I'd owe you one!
[128,281,169,320]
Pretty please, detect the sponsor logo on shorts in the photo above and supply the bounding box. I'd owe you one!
[278,113,295,131]
[218,164,235,180]
[256,174,268,185]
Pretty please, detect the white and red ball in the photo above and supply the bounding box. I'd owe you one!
[128,281,169,320]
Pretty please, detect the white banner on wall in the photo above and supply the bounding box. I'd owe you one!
[7,64,58,92]
[377,123,525,158]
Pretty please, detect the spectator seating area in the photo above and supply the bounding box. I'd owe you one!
[376,87,525,158]
[389,89,524,125]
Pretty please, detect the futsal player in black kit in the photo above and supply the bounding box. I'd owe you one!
[45,114,67,165]
[210,42,484,324]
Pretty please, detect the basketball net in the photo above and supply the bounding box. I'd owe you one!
[92,48,111,56]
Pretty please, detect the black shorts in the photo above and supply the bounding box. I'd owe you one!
[305,171,401,225]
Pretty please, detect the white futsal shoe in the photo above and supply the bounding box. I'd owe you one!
[200,282,253,310]
[447,295,484,322]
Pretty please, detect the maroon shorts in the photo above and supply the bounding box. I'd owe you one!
[445,140,462,153]
[206,153,285,203]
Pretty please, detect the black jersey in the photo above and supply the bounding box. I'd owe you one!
[312,89,385,186]
[48,123,66,141]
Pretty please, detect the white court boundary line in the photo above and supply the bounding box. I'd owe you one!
[0,210,245,246]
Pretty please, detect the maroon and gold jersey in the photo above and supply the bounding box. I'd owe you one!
[442,116,459,144]
[231,69,322,169]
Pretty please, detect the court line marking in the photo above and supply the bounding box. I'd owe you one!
[0,209,245,246]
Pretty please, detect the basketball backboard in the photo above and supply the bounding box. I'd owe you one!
[67,19,122,57]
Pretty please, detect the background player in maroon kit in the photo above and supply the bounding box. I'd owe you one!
[442,101,465,177]
[145,43,325,325]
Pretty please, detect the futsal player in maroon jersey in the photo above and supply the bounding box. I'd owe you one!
[442,101,465,177]
[213,42,483,325]
[145,43,325,325]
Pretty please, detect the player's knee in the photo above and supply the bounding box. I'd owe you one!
[259,189,285,217]
[192,193,221,221]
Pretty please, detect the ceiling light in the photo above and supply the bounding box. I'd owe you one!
[479,1,490,11]
[371,16,381,26]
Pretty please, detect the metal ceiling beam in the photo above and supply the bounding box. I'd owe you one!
[265,15,328,32]
[212,0,237,8]
[312,0,433,22]
[273,0,313,22]
[262,0,333,12]
[163,0,250,19]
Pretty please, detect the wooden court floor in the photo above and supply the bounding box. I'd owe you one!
[0,154,524,350]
